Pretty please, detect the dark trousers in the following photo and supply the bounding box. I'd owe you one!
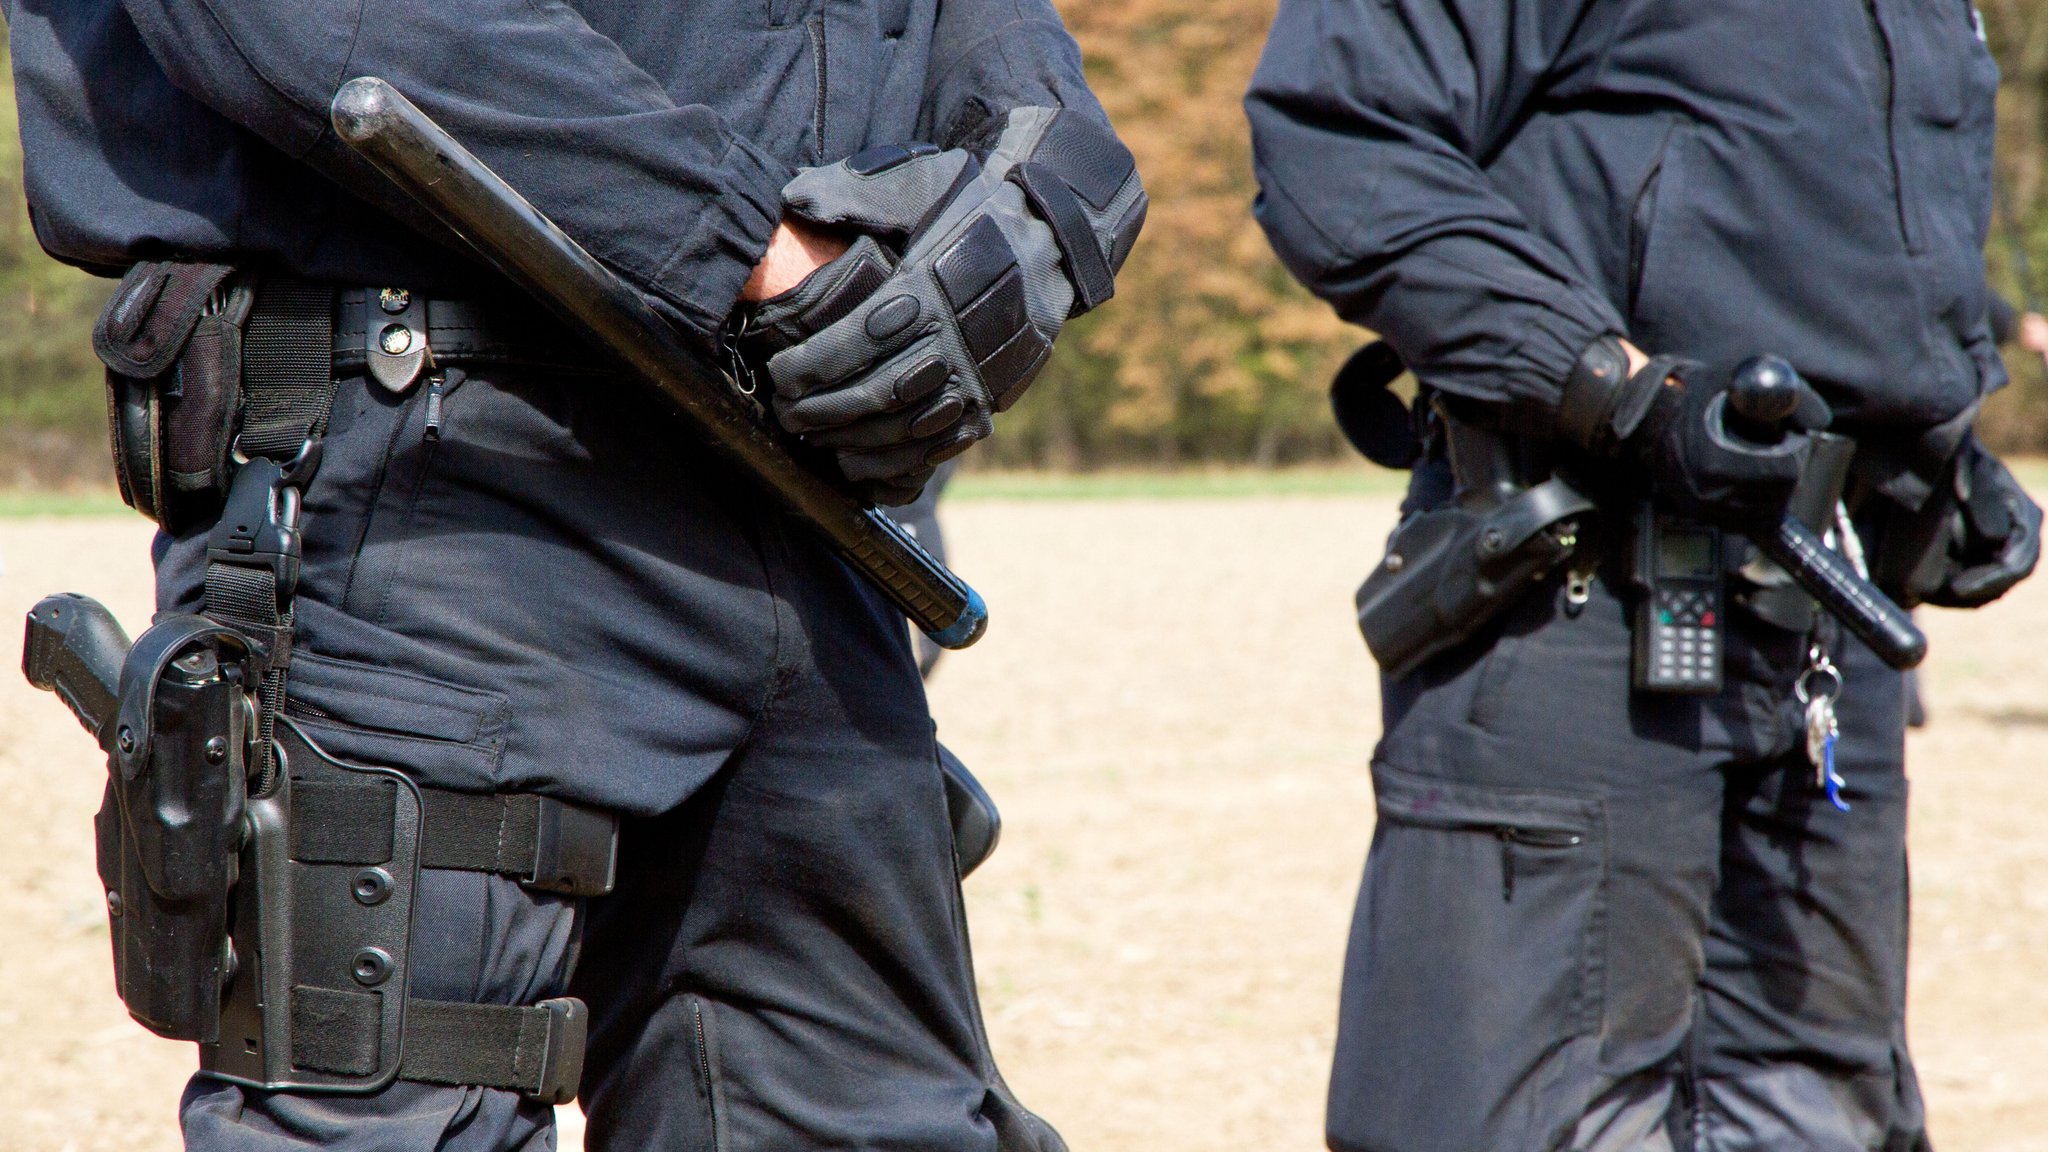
[169,366,1057,1151]
[1328,568,1928,1152]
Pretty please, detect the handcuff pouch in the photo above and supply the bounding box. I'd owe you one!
[94,261,253,532]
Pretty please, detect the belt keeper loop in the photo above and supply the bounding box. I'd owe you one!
[521,798,619,897]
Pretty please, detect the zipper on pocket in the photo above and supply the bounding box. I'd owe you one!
[1626,131,1673,319]
[806,17,828,160]
[1496,825,1585,902]
[690,997,725,1149]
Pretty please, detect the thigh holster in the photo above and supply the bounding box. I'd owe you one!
[32,265,617,1104]
[58,601,612,1103]
[56,602,610,1090]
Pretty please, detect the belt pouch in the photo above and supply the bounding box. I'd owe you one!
[94,261,251,532]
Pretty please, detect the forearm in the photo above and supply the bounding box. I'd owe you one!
[1245,0,1621,434]
[918,0,1110,149]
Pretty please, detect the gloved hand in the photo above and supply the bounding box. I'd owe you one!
[1919,435,2042,607]
[738,108,1145,504]
[1557,337,1830,530]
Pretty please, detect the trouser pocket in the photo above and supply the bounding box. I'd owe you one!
[1328,763,1607,1152]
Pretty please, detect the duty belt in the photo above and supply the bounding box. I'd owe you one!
[330,286,596,387]
[234,281,594,461]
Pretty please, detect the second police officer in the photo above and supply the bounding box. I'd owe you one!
[1250,2,2039,1151]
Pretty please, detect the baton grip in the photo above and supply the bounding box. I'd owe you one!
[329,78,986,648]
[1755,518,1926,670]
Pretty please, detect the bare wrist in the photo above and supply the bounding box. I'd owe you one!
[741,218,851,303]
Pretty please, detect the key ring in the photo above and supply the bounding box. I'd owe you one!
[1794,645,1842,706]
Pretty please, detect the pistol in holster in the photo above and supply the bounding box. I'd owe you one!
[26,595,258,1044]
[1329,342,1595,680]
[22,262,602,1103]
[1356,410,1595,678]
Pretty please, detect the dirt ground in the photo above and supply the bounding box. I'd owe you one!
[2,496,2044,1151]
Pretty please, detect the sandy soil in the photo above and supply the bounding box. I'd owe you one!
[1,497,2042,1151]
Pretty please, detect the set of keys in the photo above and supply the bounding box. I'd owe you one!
[1795,644,1851,812]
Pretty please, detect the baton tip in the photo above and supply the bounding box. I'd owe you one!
[330,77,399,143]
[926,588,988,650]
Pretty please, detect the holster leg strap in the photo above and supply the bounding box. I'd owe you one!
[400,997,587,1104]
[289,990,587,1104]
[289,778,618,897]
[421,789,619,897]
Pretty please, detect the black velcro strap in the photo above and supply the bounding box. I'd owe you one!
[287,989,587,1103]
[400,997,588,1104]
[291,986,384,1077]
[1008,161,1116,312]
[238,281,336,459]
[422,789,539,875]
[290,779,398,864]
[419,788,619,897]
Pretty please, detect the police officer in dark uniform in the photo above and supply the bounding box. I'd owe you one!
[1249,3,2037,1149]
[7,0,1143,1147]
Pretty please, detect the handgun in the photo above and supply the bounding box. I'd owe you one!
[23,593,130,747]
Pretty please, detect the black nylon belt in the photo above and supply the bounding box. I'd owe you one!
[289,987,587,1103]
[288,777,618,896]
[332,288,594,375]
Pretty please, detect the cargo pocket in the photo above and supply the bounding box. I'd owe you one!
[282,652,510,791]
[1327,764,1606,1152]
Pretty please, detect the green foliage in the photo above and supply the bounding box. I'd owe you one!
[0,38,114,485]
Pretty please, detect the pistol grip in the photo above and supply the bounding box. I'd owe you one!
[24,593,131,746]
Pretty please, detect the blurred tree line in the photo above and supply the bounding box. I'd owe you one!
[9,8,2048,481]
[0,38,115,486]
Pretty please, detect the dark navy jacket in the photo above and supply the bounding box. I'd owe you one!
[1246,0,2002,436]
[6,0,1109,813]
[6,0,1105,346]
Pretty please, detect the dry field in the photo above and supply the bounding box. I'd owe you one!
[2,493,2044,1151]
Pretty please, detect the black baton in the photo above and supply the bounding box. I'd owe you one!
[329,78,986,649]
[1754,517,1925,668]
[1725,356,1926,670]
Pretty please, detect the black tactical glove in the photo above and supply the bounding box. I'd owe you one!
[1558,337,1830,530]
[739,108,1146,504]
[1917,435,2042,607]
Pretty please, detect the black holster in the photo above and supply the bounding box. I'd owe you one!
[1356,413,1595,680]
[99,616,252,1043]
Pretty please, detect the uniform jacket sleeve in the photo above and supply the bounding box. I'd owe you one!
[117,0,793,345]
[919,0,1113,145]
[1245,0,1626,433]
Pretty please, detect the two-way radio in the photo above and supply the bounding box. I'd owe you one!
[1629,509,1724,693]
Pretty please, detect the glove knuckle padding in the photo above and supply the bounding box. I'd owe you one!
[742,110,1141,497]
[1934,442,2044,605]
[931,213,1053,411]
